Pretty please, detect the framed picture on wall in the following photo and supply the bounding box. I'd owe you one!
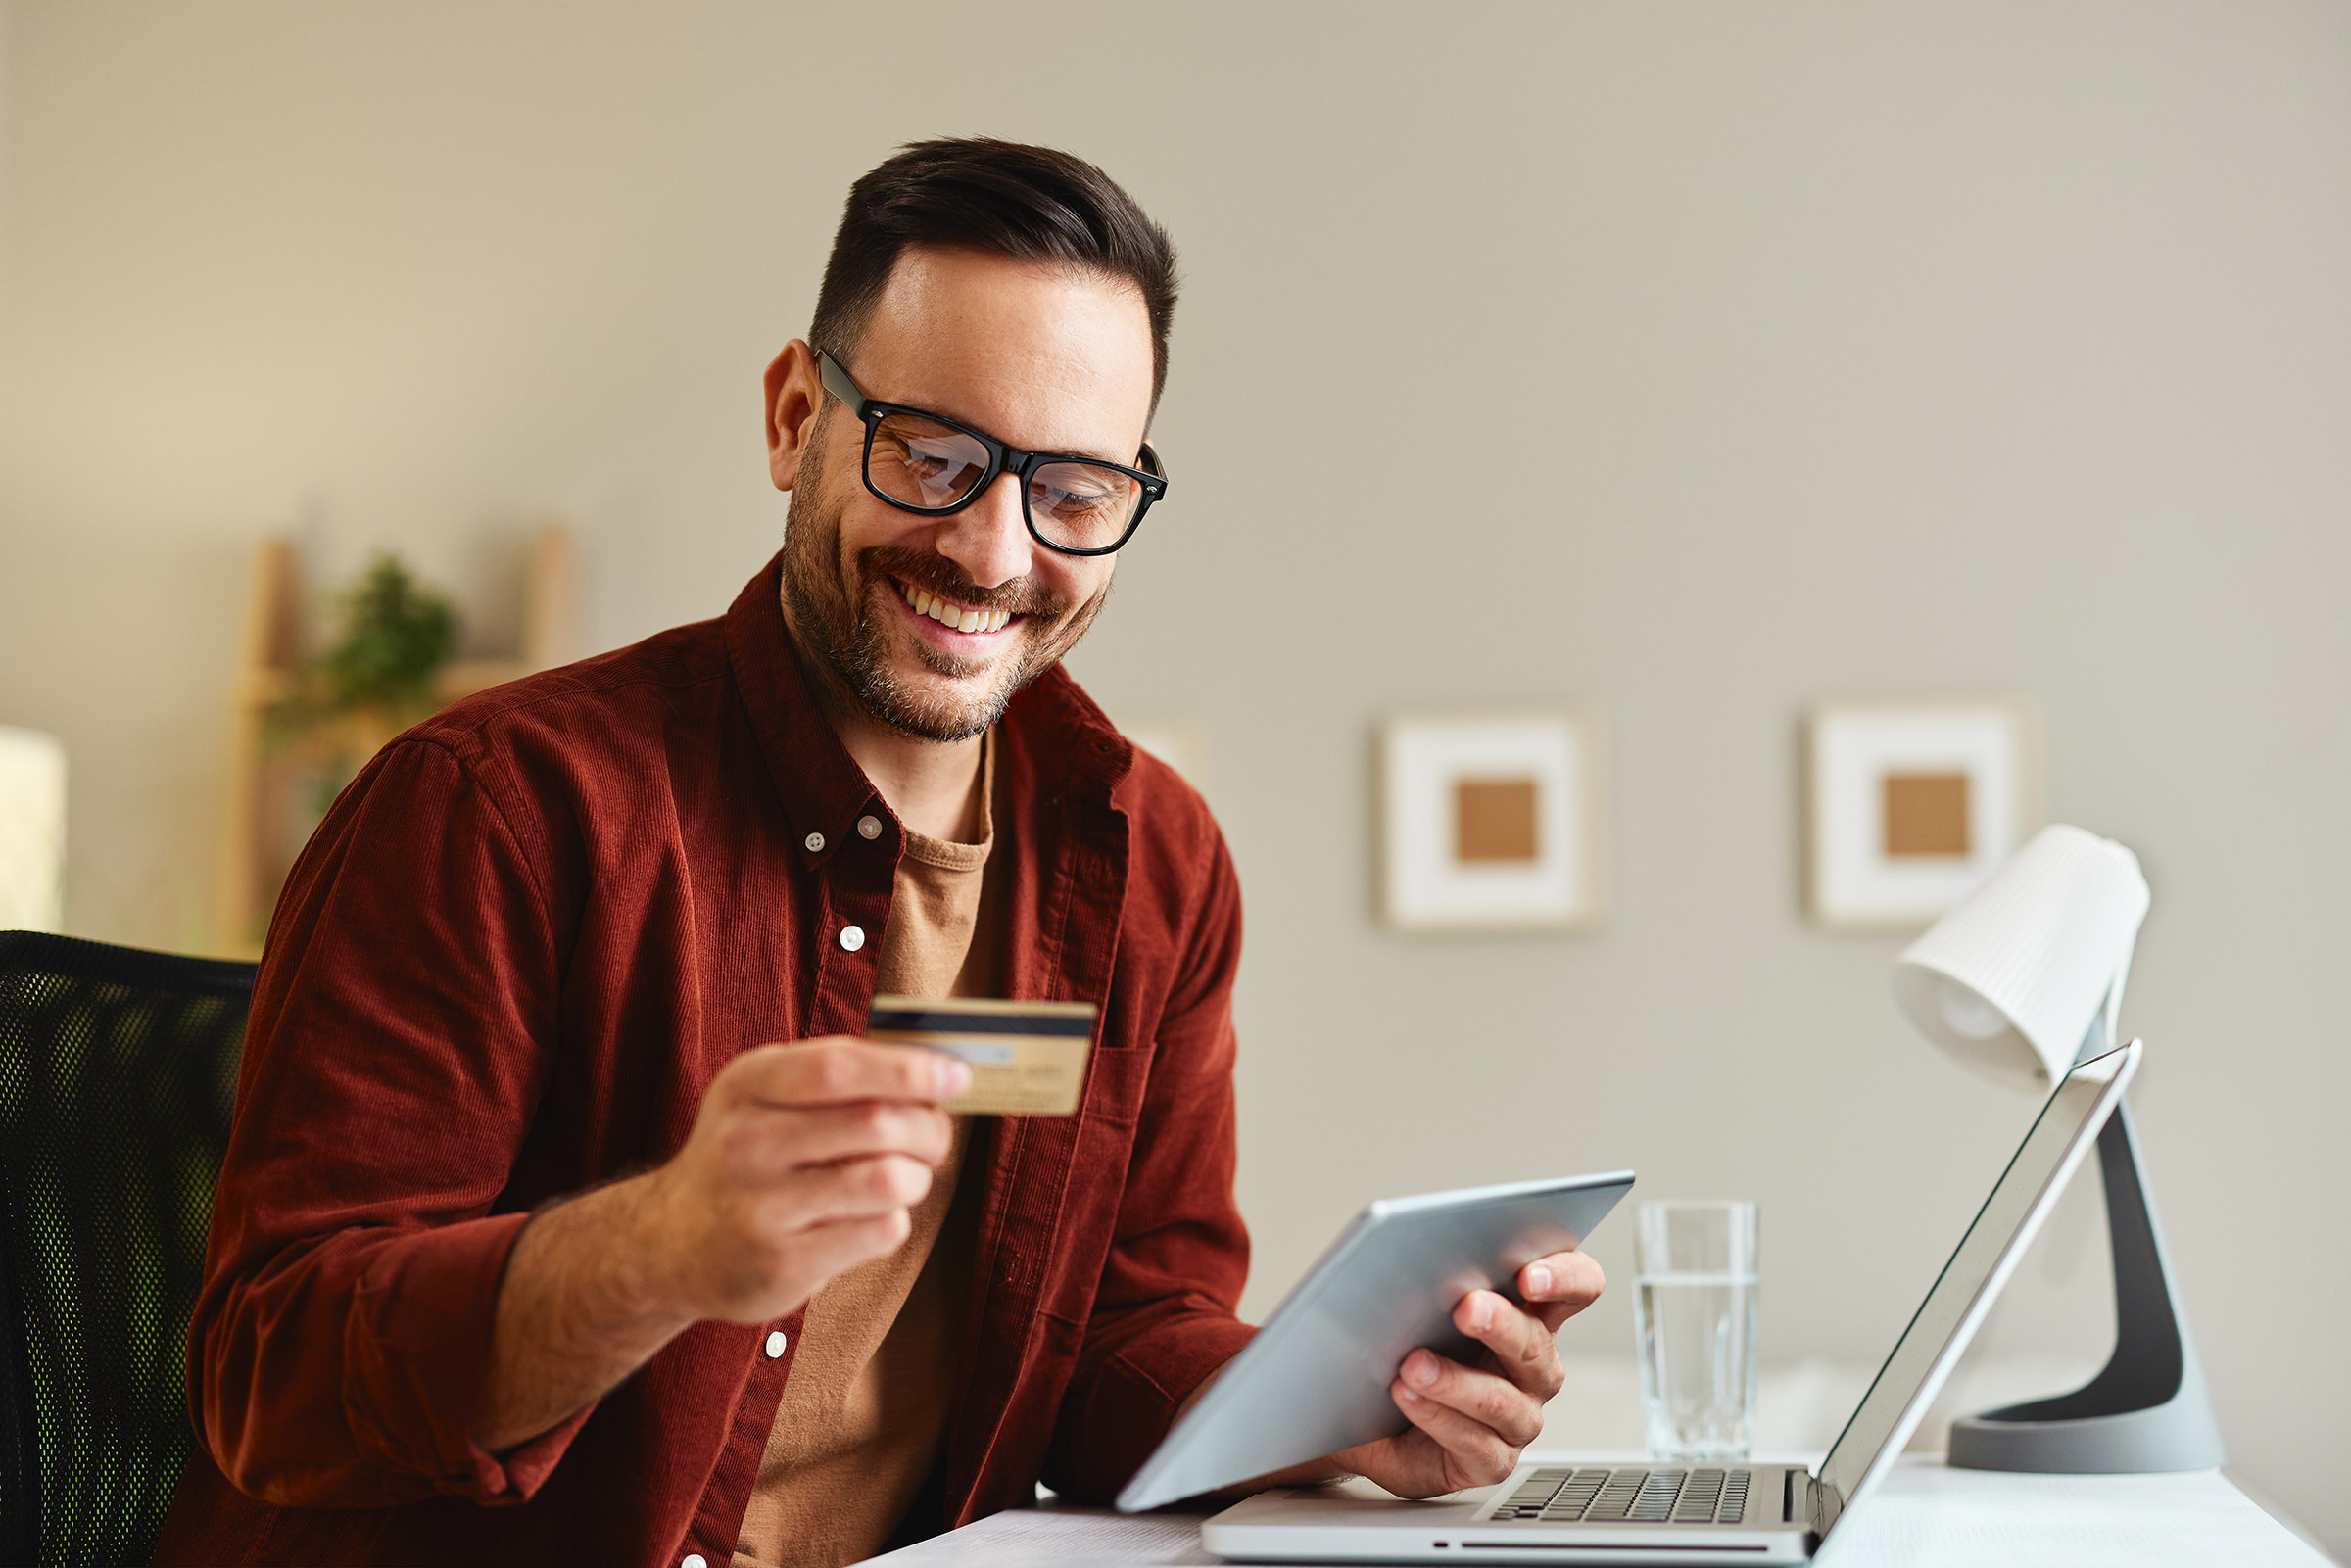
[1379,711,1607,932]
[1803,698,2043,929]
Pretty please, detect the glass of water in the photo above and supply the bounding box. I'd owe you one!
[1633,1200,1759,1462]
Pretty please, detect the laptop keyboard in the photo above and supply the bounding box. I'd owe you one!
[1489,1467,1751,1526]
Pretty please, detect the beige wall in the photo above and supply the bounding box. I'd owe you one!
[3,0,2346,1550]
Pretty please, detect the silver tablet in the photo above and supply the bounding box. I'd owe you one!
[1117,1170,1636,1513]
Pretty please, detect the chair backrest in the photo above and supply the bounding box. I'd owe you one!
[0,931,253,1568]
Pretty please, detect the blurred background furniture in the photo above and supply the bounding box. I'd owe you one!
[215,524,576,956]
[0,731,67,934]
[0,931,254,1568]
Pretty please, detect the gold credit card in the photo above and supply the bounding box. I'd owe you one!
[866,995,1099,1117]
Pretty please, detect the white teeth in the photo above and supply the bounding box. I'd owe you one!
[899,579,1011,635]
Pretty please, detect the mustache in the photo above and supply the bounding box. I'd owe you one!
[864,545,1068,619]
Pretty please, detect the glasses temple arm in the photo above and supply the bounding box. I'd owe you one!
[815,348,867,416]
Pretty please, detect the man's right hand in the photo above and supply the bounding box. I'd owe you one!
[476,1036,969,1452]
[640,1037,971,1323]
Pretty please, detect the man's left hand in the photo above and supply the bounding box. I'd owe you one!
[1317,1247,1605,1498]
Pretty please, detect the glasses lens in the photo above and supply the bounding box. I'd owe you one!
[867,412,991,511]
[1027,460,1142,551]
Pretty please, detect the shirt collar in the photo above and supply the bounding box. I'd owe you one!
[1002,660,1136,807]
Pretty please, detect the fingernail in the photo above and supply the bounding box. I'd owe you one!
[1409,1354,1438,1387]
[1470,1298,1494,1331]
[1526,1264,1554,1296]
[936,1056,973,1095]
[1398,1387,1423,1404]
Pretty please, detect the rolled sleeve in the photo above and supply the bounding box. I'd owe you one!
[340,1212,592,1502]
[189,737,580,1507]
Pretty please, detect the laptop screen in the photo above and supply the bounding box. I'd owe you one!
[1812,1044,2135,1529]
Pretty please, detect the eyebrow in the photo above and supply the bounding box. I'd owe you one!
[831,356,1137,468]
[912,399,1132,467]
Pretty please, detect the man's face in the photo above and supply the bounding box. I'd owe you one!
[768,246,1154,742]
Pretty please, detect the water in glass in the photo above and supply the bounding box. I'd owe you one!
[1634,1269,1759,1461]
[1633,1200,1758,1462]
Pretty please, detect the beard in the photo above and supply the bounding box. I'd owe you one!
[779,431,1107,742]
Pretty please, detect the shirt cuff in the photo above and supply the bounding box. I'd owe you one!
[341,1209,593,1504]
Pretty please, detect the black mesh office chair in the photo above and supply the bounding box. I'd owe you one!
[0,931,253,1568]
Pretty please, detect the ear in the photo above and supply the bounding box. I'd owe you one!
[764,340,825,492]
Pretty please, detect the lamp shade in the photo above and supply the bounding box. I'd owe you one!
[1892,824,2149,1091]
[0,726,68,932]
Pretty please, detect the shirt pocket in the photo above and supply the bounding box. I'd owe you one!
[1075,1035,1149,1134]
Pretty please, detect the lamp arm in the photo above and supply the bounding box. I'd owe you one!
[1948,1088,2228,1472]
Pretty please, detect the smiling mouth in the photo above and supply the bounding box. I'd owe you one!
[893,577,1017,635]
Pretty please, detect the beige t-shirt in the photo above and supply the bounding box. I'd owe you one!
[732,743,1004,1568]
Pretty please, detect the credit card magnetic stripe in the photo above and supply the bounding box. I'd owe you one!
[866,1005,1097,1037]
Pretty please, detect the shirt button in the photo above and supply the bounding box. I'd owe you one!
[803,831,826,853]
[857,815,883,840]
[765,1330,788,1358]
[684,1556,708,1568]
[839,925,866,953]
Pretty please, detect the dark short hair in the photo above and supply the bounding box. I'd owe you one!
[810,138,1178,407]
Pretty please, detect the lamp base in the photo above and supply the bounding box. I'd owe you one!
[1949,1395,2226,1473]
[1948,1098,2227,1473]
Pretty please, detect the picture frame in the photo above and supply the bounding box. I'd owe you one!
[1803,698,2044,929]
[1378,710,1607,932]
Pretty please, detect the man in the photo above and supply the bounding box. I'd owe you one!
[156,139,1604,1568]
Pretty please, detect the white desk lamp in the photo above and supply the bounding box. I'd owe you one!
[1892,824,2226,1473]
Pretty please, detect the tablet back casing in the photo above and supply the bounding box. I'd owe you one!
[1116,1171,1635,1512]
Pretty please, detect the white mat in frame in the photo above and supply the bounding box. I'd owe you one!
[1804,697,2043,929]
[1379,710,1607,932]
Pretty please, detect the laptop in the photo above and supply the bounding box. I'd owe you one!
[1199,1040,2140,1565]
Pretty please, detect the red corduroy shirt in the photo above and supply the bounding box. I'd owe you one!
[153,554,1256,1566]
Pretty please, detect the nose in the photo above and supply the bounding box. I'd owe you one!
[932,469,1035,592]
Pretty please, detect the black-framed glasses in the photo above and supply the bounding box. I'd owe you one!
[816,348,1166,557]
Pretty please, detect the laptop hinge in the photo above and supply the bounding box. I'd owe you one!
[1786,1471,1836,1528]
[1808,1473,1843,1537]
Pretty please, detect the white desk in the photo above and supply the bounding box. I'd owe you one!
[865,1456,2334,1567]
